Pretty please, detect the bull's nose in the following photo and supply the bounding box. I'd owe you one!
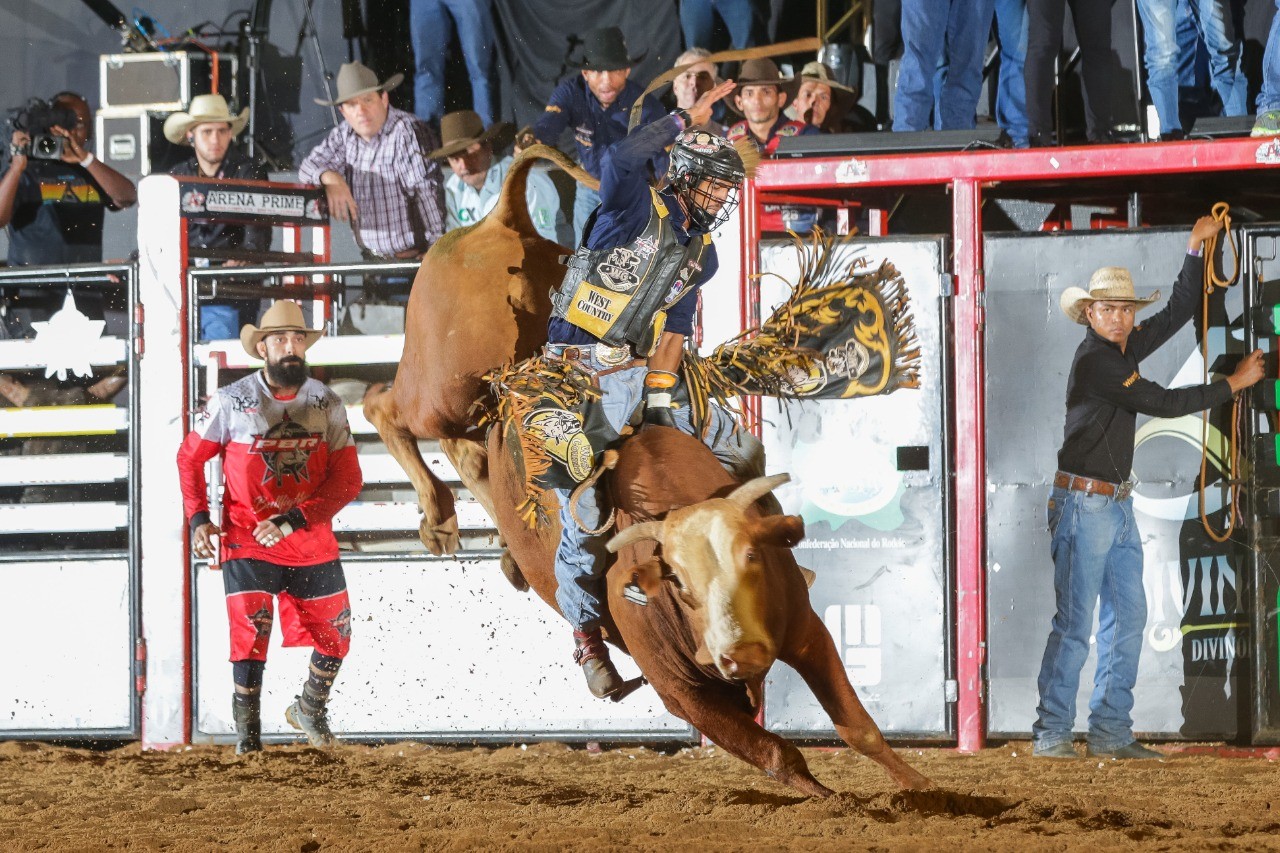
[719,642,772,679]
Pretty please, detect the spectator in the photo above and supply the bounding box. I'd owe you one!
[1026,0,1114,144]
[0,91,137,267]
[409,0,498,125]
[299,62,445,263]
[1252,0,1280,136]
[894,0,997,132]
[725,58,817,233]
[433,110,566,242]
[529,27,664,243]
[671,48,725,133]
[992,0,1030,148]
[1136,0,1245,139]
[178,300,363,754]
[785,61,873,133]
[680,0,762,54]
[164,94,272,340]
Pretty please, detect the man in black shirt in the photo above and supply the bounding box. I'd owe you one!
[165,95,272,340]
[1032,216,1264,760]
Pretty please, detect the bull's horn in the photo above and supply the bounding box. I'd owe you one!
[606,521,664,553]
[727,473,791,510]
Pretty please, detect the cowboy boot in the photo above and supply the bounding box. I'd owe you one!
[573,628,624,699]
[232,696,262,755]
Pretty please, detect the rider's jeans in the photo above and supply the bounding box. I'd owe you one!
[552,350,763,632]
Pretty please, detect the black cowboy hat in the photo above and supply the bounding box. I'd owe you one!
[569,27,647,71]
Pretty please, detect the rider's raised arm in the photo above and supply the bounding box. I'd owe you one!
[596,113,685,215]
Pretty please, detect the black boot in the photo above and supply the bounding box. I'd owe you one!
[232,696,262,755]
[573,628,624,699]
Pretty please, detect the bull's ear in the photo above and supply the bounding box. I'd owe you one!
[632,558,665,596]
[606,521,664,553]
[752,514,805,548]
[797,564,816,588]
[726,473,791,510]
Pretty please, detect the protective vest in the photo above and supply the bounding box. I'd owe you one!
[551,188,712,354]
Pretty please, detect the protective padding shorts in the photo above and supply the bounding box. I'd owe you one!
[222,558,352,662]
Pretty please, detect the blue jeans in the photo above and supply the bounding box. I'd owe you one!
[1033,485,1147,752]
[1260,0,1280,112]
[551,350,764,631]
[409,0,497,125]
[199,301,259,341]
[993,0,1030,147]
[895,0,997,131]
[1137,0,1245,133]
[572,183,601,247]
[680,0,760,50]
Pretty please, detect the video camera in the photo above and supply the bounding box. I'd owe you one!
[7,98,79,161]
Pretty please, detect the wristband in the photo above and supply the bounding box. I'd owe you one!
[79,152,95,168]
[646,390,673,408]
[673,109,692,131]
[268,507,308,538]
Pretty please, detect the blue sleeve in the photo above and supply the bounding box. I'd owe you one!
[533,79,575,145]
[597,114,682,213]
[664,246,719,336]
[799,123,821,136]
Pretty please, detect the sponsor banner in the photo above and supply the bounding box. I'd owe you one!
[177,178,328,225]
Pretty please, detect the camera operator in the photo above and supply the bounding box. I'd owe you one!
[0,92,137,267]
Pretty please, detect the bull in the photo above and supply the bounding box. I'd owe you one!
[367,147,929,796]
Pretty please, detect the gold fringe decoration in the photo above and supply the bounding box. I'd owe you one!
[481,356,601,528]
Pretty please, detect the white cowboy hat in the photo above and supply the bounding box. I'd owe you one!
[315,61,404,106]
[240,301,324,360]
[163,94,249,145]
[1060,266,1161,325]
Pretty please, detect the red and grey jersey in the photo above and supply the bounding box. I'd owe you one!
[177,372,363,565]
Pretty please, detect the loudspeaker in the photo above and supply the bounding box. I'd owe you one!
[775,126,1010,158]
[1188,115,1257,139]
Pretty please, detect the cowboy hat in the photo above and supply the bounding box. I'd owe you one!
[735,58,797,90]
[569,27,647,71]
[429,110,512,159]
[315,61,404,106]
[797,61,855,95]
[162,94,249,145]
[1060,267,1161,325]
[240,300,325,360]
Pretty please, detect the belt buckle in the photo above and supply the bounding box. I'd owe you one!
[1117,480,1133,500]
[594,342,631,367]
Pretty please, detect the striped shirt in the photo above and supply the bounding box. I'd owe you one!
[299,106,445,258]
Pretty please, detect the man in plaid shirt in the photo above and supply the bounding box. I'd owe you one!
[299,62,445,261]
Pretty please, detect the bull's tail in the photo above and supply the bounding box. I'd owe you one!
[492,144,598,234]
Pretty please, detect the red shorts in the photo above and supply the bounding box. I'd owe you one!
[221,558,351,662]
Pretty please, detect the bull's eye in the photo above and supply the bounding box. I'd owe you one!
[745,548,758,562]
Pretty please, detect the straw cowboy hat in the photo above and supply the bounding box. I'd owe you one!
[315,61,404,106]
[162,94,249,145]
[569,27,647,71]
[797,61,855,95]
[429,110,512,159]
[1060,267,1161,325]
[240,301,324,360]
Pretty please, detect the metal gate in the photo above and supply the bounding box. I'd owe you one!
[758,236,954,739]
[0,263,141,738]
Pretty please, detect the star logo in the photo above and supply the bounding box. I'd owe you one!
[29,292,106,381]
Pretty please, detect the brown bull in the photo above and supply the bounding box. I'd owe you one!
[488,423,930,797]
[364,145,593,557]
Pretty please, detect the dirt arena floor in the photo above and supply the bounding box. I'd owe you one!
[2,739,1280,851]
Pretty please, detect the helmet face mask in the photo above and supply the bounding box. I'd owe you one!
[667,130,745,231]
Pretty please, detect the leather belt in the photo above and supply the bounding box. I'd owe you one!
[544,344,646,378]
[1053,471,1132,500]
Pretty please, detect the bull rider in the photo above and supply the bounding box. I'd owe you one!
[545,79,769,698]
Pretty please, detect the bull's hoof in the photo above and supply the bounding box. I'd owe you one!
[418,515,461,556]
[499,548,529,592]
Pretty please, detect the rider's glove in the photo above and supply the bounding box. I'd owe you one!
[643,370,679,428]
